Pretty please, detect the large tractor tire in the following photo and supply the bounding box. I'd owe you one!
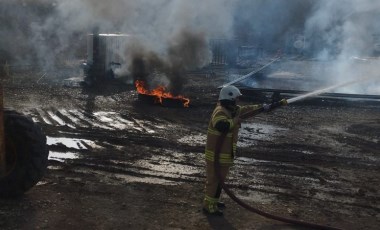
[0,109,49,197]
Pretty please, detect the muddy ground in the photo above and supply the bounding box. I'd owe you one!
[0,67,379,230]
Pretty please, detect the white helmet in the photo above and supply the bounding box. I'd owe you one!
[218,85,242,101]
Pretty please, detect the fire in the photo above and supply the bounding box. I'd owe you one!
[135,80,190,107]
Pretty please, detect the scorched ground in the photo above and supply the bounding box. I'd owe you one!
[0,71,379,230]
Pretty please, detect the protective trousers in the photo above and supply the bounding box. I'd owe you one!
[203,160,230,213]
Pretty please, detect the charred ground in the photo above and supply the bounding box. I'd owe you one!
[0,68,379,230]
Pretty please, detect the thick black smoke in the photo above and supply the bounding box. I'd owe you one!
[129,30,210,95]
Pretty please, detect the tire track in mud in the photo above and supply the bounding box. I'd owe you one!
[56,109,89,128]
[21,108,164,164]
[22,107,380,219]
[232,156,380,215]
[24,108,154,132]
[232,134,380,217]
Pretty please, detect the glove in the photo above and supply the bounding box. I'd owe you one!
[279,99,288,106]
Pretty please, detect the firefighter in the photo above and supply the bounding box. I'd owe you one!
[202,85,287,216]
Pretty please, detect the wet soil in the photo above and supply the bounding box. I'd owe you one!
[0,70,379,230]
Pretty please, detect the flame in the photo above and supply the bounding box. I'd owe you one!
[135,80,190,107]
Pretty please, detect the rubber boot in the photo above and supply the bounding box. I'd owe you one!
[203,195,223,216]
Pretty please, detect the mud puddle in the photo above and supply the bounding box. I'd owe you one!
[238,123,288,146]
[178,123,288,147]
[47,136,103,161]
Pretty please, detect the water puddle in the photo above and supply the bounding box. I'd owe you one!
[240,190,278,205]
[48,151,80,162]
[36,108,53,125]
[47,165,64,170]
[93,112,129,130]
[58,109,88,128]
[68,110,113,130]
[36,181,50,186]
[235,157,271,165]
[238,123,288,147]
[46,110,66,126]
[178,134,206,146]
[102,151,202,185]
[113,174,177,185]
[135,154,200,176]
[26,109,172,133]
[301,150,314,155]
[47,136,103,162]
[178,123,287,147]
[73,168,178,185]
[47,136,101,149]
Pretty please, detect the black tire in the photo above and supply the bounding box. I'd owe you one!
[0,109,49,197]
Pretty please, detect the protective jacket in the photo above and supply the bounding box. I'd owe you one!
[205,103,263,165]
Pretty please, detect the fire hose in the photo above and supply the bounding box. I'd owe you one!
[213,110,342,230]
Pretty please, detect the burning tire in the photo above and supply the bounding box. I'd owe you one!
[0,109,49,197]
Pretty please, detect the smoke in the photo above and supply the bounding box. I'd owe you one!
[0,0,237,91]
[229,0,380,94]
[0,0,379,94]
[305,0,380,59]
[304,0,380,94]
[127,29,211,95]
[120,0,236,93]
[0,1,54,65]
[233,0,313,51]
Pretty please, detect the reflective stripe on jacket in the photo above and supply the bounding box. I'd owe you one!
[205,103,263,165]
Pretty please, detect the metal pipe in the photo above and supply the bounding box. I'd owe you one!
[239,88,380,100]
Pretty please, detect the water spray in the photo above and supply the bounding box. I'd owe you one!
[287,77,376,104]
[220,56,281,88]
